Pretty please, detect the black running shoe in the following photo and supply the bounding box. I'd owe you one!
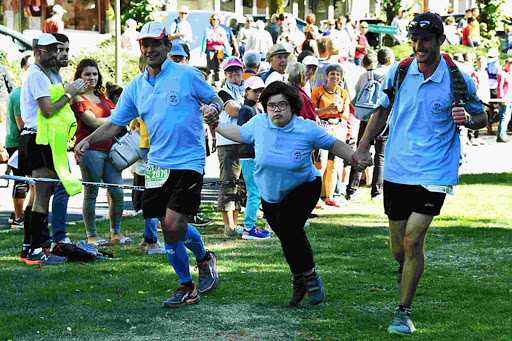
[163,285,200,308]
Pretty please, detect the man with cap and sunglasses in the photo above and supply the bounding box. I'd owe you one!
[18,33,87,265]
[352,12,487,335]
[75,22,223,308]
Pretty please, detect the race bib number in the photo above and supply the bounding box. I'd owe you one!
[145,165,170,189]
[422,185,454,196]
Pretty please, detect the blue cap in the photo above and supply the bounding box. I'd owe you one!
[170,43,187,57]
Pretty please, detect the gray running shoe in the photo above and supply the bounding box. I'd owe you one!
[387,309,416,335]
[197,251,219,294]
[26,250,67,265]
[163,284,200,308]
[304,272,325,306]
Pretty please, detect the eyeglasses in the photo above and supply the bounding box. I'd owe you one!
[408,20,442,34]
[39,48,57,54]
[360,26,369,29]
[140,39,164,48]
[225,68,242,74]
[267,101,289,111]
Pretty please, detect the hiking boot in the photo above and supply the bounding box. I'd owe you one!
[388,309,416,335]
[146,242,166,255]
[26,250,67,265]
[41,239,53,250]
[163,284,200,308]
[19,249,28,263]
[288,275,307,307]
[304,272,325,306]
[197,251,219,294]
[190,215,211,227]
[242,227,270,240]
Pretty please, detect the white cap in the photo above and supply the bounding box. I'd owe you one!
[245,76,265,90]
[33,33,64,48]
[487,47,499,58]
[179,6,190,13]
[302,55,319,67]
[137,22,167,41]
[53,4,67,14]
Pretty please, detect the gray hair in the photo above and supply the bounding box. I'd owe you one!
[243,51,261,69]
[288,62,306,86]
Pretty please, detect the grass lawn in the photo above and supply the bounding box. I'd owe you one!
[1,172,511,341]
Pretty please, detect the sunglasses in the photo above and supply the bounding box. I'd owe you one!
[408,20,442,34]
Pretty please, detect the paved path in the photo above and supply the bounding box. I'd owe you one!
[0,133,510,230]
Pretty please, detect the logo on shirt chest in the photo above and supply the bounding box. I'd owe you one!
[291,149,307,163]
[429,98,446,113]
[166,91,181,106]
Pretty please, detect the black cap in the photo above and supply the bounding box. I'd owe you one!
[408,12,444,39]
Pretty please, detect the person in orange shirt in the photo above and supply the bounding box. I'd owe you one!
[311,64,350,207]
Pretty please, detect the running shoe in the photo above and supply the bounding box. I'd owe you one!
[163,284,200,308]
[325,198,340,208]
[190,215,211,227]
[197,251,219,294]
[11,217,24,229]
[288,275,307,307]
[19,249,28,263]
[387,309,416,335]
[304,271,325,306]
[242,227,270,240]
[146,242,166,255]
[26,250,67,265]
[224,226,244,237]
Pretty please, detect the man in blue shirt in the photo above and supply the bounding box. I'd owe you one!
[353,12,487,335]
[75,22,224,308]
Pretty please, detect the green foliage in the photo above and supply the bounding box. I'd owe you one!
[65,38,140,87]
[476,0,505,32]
[381,0,401,26]
[117,0,167,30]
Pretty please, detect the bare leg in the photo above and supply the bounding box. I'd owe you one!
[399,213,433,307]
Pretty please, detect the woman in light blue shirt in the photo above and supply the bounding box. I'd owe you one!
[203,81,354,307]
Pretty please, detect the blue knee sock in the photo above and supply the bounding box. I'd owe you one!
[181,224,206,261]
[164,241,191,283]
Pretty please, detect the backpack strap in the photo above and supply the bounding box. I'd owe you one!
[441,53,468,106]
[383,57,414,105]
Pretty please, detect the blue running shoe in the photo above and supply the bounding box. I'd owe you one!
[388,309,416,335]
[163,284,200,308]
[242,227,270,240]
[197,251,219,294]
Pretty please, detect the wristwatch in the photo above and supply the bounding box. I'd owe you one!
[64,92,72,101]
[466,115,474,126]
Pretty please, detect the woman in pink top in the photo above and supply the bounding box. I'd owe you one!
[354,22,370,66]
[202,14,229,86]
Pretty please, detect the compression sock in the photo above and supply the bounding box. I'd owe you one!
[23,206,32,246]
[164,241,192,283]
[29,211,46,252]
[180,224,207,261]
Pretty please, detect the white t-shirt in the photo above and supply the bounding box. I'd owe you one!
[20,64,51,131]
